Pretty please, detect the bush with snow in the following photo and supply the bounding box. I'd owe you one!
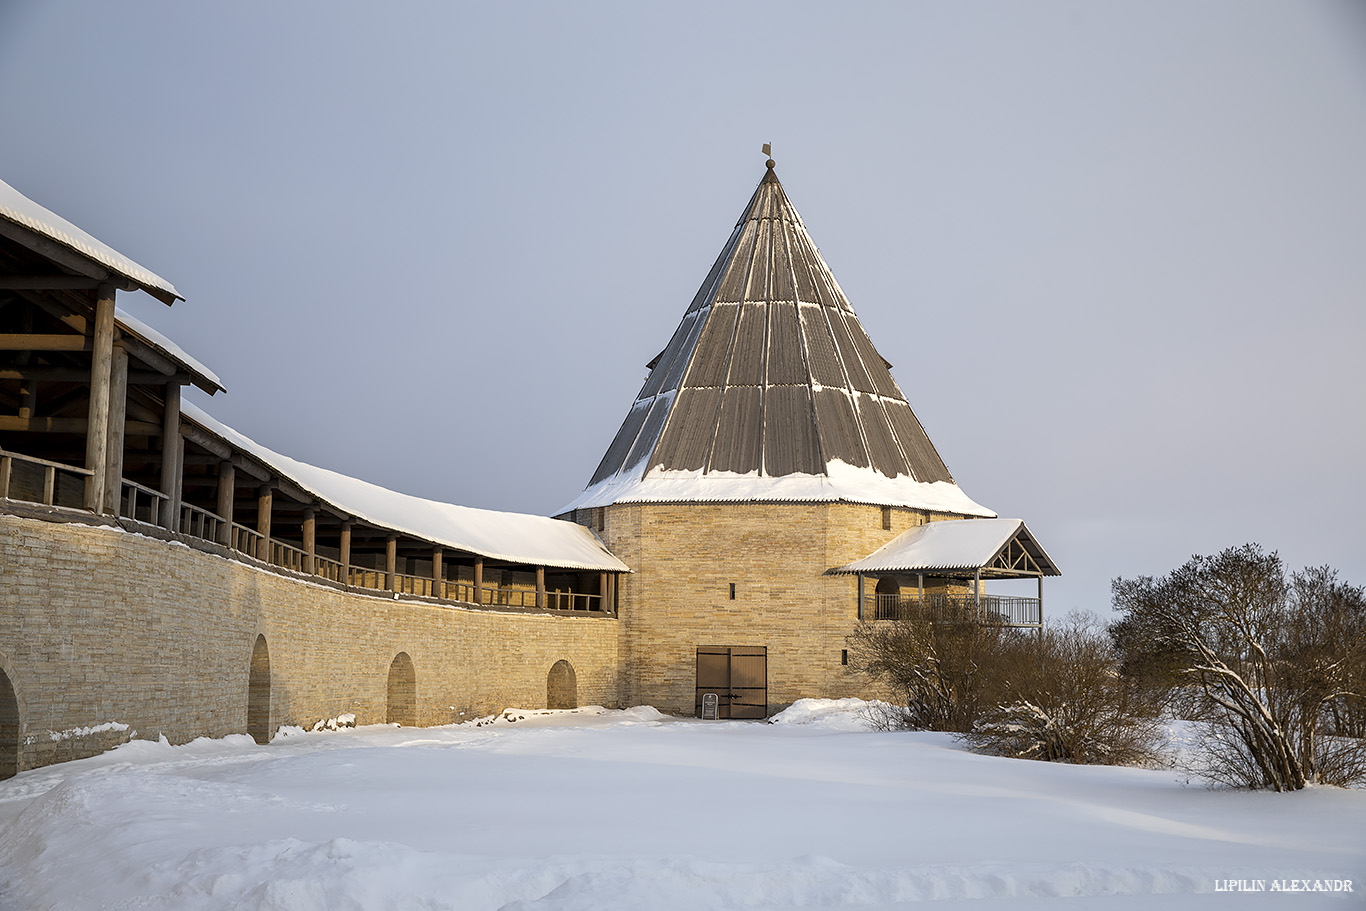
[1112,544,1366,790]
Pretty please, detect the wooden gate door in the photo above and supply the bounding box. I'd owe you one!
[695,646,767,719]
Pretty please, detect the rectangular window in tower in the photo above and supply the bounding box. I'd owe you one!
[729,583,736,600]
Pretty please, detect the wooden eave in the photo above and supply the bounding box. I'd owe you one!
[0,217,180,305]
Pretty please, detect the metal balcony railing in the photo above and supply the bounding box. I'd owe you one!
[864,592,1042,627]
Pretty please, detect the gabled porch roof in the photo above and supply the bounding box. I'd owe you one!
[831,517,1061,578]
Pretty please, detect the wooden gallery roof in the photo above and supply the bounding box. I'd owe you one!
[1,174,625,575]
[562,163,993,517]
[184,403,628,573]
[0,177,183,305]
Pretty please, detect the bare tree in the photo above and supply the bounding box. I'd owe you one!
[1112,545,1366,790]
[963,613,1163,765]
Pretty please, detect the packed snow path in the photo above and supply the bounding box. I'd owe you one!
[0,702,1361,910]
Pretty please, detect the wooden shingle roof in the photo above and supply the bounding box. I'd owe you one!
[563,163,993,517]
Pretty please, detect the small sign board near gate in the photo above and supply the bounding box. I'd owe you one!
[700,692,719,720]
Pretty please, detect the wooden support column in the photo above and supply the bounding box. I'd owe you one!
[84,284,116,512]
[917,573,924,607]
[432,547,444,598]
[599,572,607,611]
[856,574,865,620]
[256,485,273,562]
[536,566,546,609]
[386,535,398,592]
[101,344,130,516]
[302,506,316,575]
[339,520,352,584]
[160,382,183,531]
[473,557,483,604]
[1037,575,1044,634]
[974,568,981,619]
[18,380,36,419]
[16,309,35,419]
[216,461,235,546]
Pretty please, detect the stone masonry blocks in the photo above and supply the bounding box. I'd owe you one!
[0,514,618,774]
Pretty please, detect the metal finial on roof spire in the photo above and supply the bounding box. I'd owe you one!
[762,142,774,168]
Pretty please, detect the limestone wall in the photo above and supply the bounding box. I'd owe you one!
[597,501,960,715]
[0,512,619,775]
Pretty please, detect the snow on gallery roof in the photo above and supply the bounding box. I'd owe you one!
[831,518,1060,576]
[0,177,183,305]
[182,402,628,572]
[560,162,993,518]
[114,308,224,394]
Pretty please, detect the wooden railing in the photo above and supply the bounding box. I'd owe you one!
[865,592,1041,627]
[545,590,602,612]
[393,570,436,597]
[118,478,168,526]
[180,502,225,543]
[230,523,266,560]
[268,538,309,573]
[2,447,610,616]
[313,553,345,583]
[346,567,387,590]
[0,450,92,508]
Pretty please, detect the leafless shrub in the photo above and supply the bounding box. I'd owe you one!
[962,614,1164,765]
[859,700,914,732]
[846,605,1015,732]
[1112,545,1366,790]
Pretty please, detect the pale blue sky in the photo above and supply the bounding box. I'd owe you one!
[2,1,1363,614]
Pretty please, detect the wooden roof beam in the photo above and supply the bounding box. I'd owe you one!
[0,221,174,305]
[0,333,90,351]
[179,422,233,461]
[9,290,91,333]
[0,367,194,385]
[0,220,121,285]
[116,333,181,378]
[0,275,102,291]
[0,415,159,435]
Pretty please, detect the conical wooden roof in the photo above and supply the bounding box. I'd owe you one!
[563,163,992,517]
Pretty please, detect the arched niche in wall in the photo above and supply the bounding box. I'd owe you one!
[248,635,271,745]
[387,652,417,727]
[547,659,577,710]
[0,667,18,780]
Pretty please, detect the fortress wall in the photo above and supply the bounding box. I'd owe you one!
[0,513,619,775]
[599,502,948,714]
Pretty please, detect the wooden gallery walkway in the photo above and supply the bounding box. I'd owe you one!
[0,177,627,616]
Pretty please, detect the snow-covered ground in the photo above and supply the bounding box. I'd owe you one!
[0,700,1361,910]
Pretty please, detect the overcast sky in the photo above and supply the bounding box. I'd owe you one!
[3,1,1363,616]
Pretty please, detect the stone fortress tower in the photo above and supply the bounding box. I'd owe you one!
[559,160,1057,717]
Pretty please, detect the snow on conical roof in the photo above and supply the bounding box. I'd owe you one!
[561,162,993,517]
